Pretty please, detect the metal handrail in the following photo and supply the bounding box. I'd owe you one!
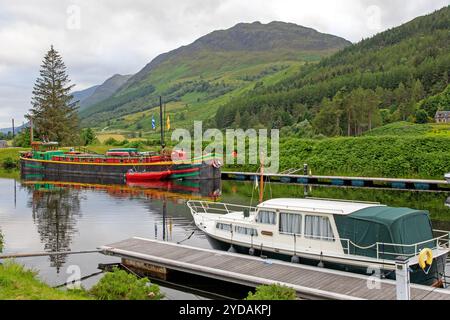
[187,200,257,215]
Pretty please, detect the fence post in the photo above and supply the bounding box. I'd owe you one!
[395,256,411,300]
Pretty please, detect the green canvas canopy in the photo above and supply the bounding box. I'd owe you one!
[334,206,434,259]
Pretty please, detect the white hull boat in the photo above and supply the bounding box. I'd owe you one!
[188,198,450,286]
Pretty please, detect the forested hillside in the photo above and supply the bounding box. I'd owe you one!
[216,6,450,136]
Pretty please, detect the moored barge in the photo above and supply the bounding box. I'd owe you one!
[20,142,221,181]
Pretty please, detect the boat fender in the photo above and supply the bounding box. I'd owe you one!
[418,248,433,270]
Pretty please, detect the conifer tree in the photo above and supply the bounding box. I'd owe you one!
[27,45,78,145]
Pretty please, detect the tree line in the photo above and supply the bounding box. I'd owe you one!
[214,7,450,136]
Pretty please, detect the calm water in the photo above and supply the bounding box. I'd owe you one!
[1,175,450,299]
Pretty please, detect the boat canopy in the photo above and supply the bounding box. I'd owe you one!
[334,206,434,259]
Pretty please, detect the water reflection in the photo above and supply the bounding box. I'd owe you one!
[18,173,221,272]
[27,184,82,272]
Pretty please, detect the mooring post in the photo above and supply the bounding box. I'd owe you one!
[395,256,411,300]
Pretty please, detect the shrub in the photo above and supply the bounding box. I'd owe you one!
[104,137,118,145]
[80,128,96,146]
[246,284,296,300]
[0,229,3,252]
[89,268,163,300]
[2,157,18,170]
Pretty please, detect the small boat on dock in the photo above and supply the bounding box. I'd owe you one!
[187,197,450,286]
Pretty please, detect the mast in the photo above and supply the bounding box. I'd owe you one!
[12,118,15,138]
[159,96,165,149]
[30,117,34,145]
[259,152,264,203]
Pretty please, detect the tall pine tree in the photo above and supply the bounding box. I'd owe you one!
[27,45,78,145]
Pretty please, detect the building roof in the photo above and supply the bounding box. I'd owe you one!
[258,198,384,215]
[435,111,450,117]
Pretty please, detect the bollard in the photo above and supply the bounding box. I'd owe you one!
[395,256,410,300]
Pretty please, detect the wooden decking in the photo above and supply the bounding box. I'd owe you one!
[100,237,450,300]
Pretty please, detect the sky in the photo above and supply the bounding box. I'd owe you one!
[0,0,448,128]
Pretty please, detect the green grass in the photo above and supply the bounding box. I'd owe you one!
[0,148,28,179]
[0,147,28,162]
[364,121,450,138]
[0,261,91,300]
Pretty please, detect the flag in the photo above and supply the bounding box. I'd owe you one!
[254,175,259,190]
[151,115,156,130]
[166,114,171,131]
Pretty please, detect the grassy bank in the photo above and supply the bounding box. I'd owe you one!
[224,135,450,179]
[0,261,90,300]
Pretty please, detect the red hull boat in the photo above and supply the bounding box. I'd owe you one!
[125,167,200,182]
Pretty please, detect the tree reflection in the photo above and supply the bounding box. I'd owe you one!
[27,184,82,272]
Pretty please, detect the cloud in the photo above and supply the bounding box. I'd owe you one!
[0,0,447,127]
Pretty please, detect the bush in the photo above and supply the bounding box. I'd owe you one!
[104,137,118,145]
[0,229,3,252]
[246,284,296,300]
[80,128,96,146]
[89,268,163,300]
[2,157,18,170]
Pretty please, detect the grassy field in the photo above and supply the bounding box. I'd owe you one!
[0,261,90,300]
[365,122,450,137]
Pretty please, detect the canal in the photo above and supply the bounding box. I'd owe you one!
[1,176,450,299]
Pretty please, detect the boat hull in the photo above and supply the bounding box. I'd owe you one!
[20,157,221,180]
[204,234,448,286]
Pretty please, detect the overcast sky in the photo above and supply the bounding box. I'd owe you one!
[0,0,448,128]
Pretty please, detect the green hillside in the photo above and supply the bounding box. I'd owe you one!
[78,21,351,129]
[216,6,450,135]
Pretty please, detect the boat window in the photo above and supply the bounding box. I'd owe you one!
[255,210,276,225]
[279,212,302,235]
[235,226,258,236]
[216,223,232,232]
[305,215,335,242]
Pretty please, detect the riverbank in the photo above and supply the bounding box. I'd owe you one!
[3,134,450,180]
[224,136,450,180]
[0,261,90,300]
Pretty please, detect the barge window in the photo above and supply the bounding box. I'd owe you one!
[256,210,276,225]
[305,216,335,242]
[235,226,258,236]
[279,212,302,235]
[216,223,232,232]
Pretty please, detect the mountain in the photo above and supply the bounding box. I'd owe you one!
[72,85,99,107]
[73,74,132,112]
[215,6,450,135]
[79,21,351,128]
[0,122,27,135]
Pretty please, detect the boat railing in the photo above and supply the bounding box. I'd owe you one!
[187,200,257,216]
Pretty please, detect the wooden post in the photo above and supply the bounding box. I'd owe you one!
[395,256,410,300]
